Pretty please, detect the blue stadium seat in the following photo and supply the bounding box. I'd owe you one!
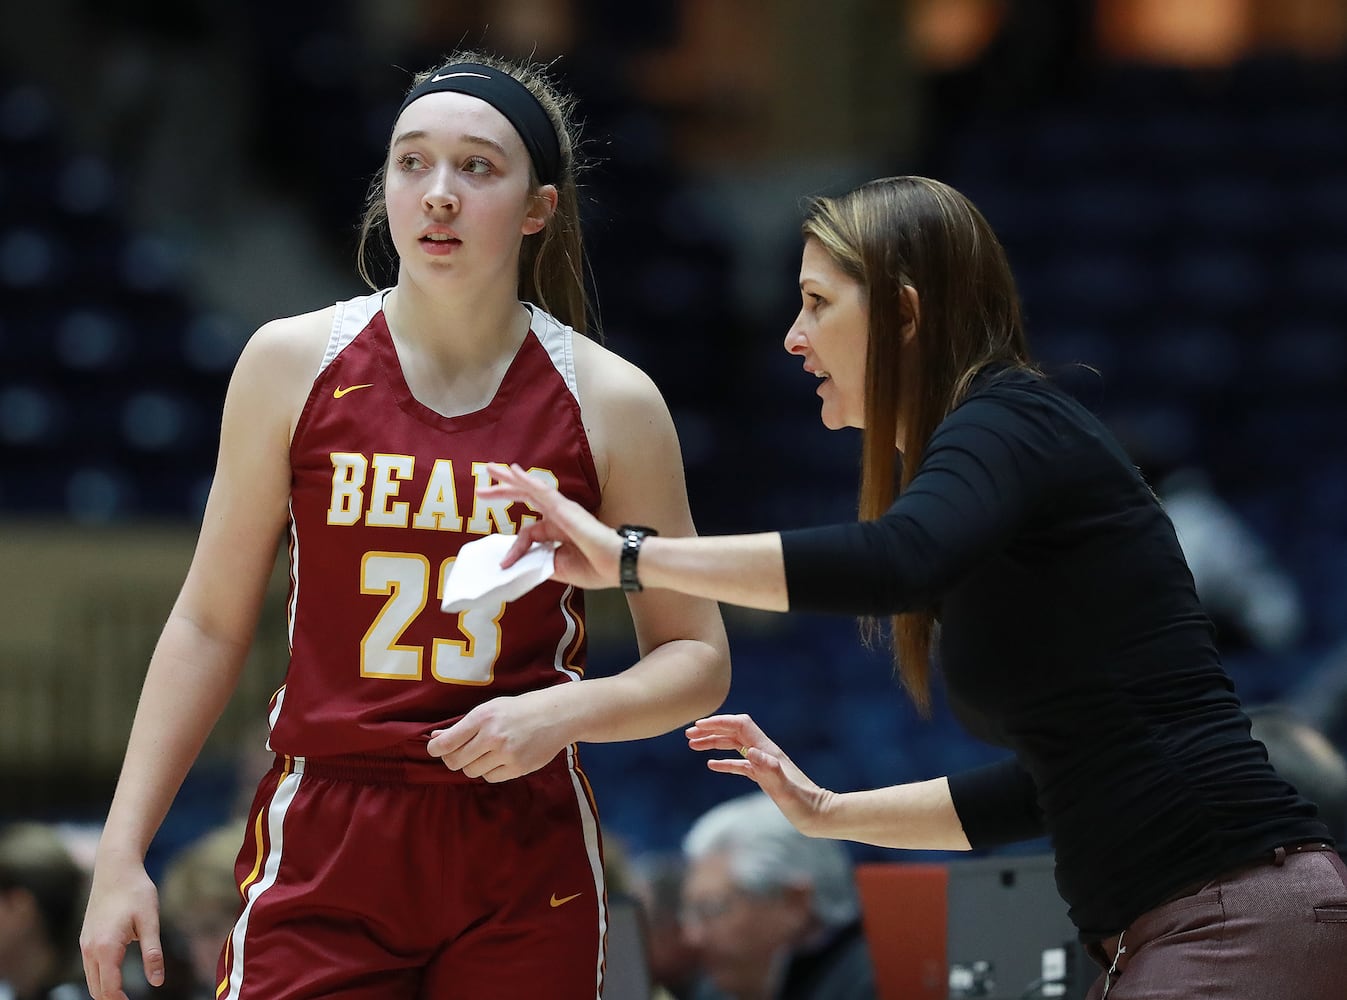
[1129,323,1242,391]
[1162,245,1265,317]
[1037,249,1152,313]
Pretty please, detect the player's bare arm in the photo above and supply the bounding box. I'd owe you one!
[426,340,730,780]
[81,309,329,1000]
[564,338,731,736]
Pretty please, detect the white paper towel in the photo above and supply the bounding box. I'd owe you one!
[441,533,557,613]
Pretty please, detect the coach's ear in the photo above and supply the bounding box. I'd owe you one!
[899,285,920,345]
[523,185,558,236]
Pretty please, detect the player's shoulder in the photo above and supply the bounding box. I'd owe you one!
[249,303,337,355]
[572,333,666,411]
[572,333,686,493]
[234,303,337,383]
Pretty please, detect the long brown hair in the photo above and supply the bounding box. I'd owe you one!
[802,176,1037,712]
[356,50,593,336]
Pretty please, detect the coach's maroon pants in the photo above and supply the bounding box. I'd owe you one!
[1084,843,1347,999]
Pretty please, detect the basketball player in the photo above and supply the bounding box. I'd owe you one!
[79,51,729,1000]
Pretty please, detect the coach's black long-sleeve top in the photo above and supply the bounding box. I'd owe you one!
[780,368,1328,940]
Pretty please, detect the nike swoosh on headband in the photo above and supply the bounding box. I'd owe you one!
[431,72,491,83]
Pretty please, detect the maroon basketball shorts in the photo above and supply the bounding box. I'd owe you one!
[214,747,609,999]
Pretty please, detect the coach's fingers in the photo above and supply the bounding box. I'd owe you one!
[498,526,538,567]
[686,713,775,755]
[480,463,555,511]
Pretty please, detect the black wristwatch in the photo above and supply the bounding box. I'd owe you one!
[617,525,659,592]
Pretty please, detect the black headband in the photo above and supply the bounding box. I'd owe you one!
[395,62,562,186]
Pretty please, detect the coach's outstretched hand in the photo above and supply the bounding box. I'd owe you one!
[478,462,625,591]
[686,713,836,838]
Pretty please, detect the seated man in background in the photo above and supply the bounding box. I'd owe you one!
[0,822,86,1000]
[631,852,703,1000]
[680,792,877,1000]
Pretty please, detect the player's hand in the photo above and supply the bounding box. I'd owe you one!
[686,713,836,837]
[80,858,165,1000]
[427,690,566,782]
[477,463,624,590]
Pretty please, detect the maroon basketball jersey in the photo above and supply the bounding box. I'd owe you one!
[269,293,602,760]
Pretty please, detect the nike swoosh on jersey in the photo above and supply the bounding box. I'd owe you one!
[332,384,374,399]
[550,891,583,908]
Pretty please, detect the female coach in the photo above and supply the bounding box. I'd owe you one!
[480,176,1347,999]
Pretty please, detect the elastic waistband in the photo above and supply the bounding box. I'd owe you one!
[271,749,571,786]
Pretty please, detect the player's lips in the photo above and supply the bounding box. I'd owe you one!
[419,228,462,255]
[420,224,459,239]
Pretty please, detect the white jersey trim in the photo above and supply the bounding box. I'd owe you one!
[552,584,583,683]
[562,743,608,999]
[316,296,579,408]
[286,499,299,651]
[221,762,303,998]
[319,290,386,378]
[527,304,581,405]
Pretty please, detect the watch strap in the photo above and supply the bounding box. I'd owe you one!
[617,525,658,592]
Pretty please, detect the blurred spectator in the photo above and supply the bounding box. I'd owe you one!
[1122,428,1308,656]
[228,721,280,822]
[603,829,638,898]
[680,793,875,1000]
[1247,705,1347,852]
[631,851,703,1000]
[604,832,682,1000]
[0,822,85,1000]
[1290,639,1347,754]
[158,822,247,1000]
[1157,467,1306,654]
